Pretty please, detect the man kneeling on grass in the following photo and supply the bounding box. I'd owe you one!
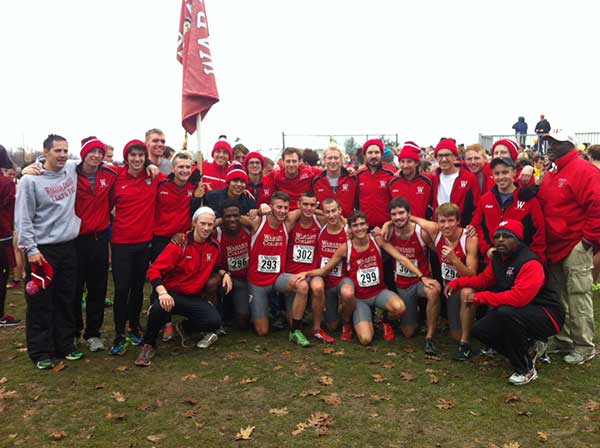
[444,220,565,385]
[135,207,232,367]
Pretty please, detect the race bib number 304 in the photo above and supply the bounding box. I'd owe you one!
[441,262,458,281]
[357,267,380,287]
[321,257,342,277]
[258,255,281,273]
[396,259,417,277]
[292,245,314,264]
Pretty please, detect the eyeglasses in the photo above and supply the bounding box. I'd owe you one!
[151,139,166,143]
[436,153,455,159]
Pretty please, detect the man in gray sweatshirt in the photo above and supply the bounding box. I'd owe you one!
[15,134,84,369]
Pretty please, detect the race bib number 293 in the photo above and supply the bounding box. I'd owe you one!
[258,255,281,273]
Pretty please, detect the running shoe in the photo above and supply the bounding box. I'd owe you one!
[196,332,218,349]
[36,359,55,370]
[312,328,335,343]
[86,337,105,352]
[110,338,129,356]
[104,298,114,307]
[452,342,472,361]
[424,338,438,355]
[382,322,395,342]
[508,368,538,386]
[162,322,175,342]
[480,345,497,357]
[341,323,353,342]
[134,344,155,367]
[65,350,84,361]
[289,329,310,347]
[592,282,600,292]
[564,351,596,365]
[0,314,22,327]
[126,331,143,346]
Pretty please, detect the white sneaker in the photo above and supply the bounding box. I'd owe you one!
[563,351,596,365]
[87,337,105,352]
[196,332,218,349]
[508,368,538,386]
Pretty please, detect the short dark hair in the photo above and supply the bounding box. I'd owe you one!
[348,210,368,225]
[233,144,249,156]
[587,144,600,161]
[300,191,316,200]
[281,147,301,160]
[271,190,290,204]
[301,148,319,166]
[388,197,411,213]
[221,198,242,215]
[43,134,67,151]
[321,197,340,209]
[163,146,175,159]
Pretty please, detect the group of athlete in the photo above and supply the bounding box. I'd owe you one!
[3,128,599,385]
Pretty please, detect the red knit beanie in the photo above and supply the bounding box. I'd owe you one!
[244,151,265,170]
[122,139,148,162]
[212,141,233,160]
[398,141,421,162]
[225,167,249,184]
[362,139,384,155]
[80,136,106,161]
[494,219,524,241]
[434,138,458,157]
[491,138,519,162]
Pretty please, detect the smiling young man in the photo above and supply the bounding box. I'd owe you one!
[16,134,83,369]
[202,140,232,192]
[135,207,230,366]
[244,151,271,204]
[445,220,564,385]
[311,145,357,218]
[471,157,546,263]
[145,128,171,174]
[204,167,257,217]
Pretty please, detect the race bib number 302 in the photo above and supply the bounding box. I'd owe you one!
[321,257,342,277]
[292,245,314,264]
[258,255,281,273]
[357,267,380,287]
[396,259,417,277]
[441,262,458,281]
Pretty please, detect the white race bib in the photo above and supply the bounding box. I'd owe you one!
[357,267,380,287]
[228,254,248,272]
[292,245,314,264]
[396,259,417,278]
[441,262,458,281]
[321,257,342,277]
[258,255,281,273]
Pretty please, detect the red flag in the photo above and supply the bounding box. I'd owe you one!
[177,0,219,134]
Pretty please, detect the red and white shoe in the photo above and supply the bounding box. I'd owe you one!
[382,322,395,342]
[312,328,335,343]
[341,323,353,342]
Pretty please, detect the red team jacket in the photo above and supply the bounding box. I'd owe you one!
[311,169,357,218]
[75,164,118,235]
[263,165,321,210]
[154,176,197,237]
[431,167,480,226]
[389,173,433,219]
[356,166,395,227]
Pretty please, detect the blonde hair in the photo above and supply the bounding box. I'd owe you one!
[322,144,346,164]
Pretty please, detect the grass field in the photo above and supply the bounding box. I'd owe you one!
[1,286,599,448]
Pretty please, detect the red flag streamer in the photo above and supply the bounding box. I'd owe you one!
[177,0,219,135]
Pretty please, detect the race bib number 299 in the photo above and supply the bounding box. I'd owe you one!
[357,267,379,287]
[258,255,281,273]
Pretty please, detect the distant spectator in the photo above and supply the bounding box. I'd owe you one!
[301,148,320,167]
[232,143,249,164]
[263,157,275,176]
[163,146,175,160]
[587,144,600,170]
[512,116,528,147]
[534,115,551,153]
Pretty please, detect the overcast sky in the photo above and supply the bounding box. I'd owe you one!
[0,0,598,159]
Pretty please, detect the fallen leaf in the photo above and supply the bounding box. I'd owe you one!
[23,408,38,419]
[372,373,387,383]
[194,421,205,429]
[516,410,532,417]
[180,410,197,419]
[370,394,391,401]
[273,365,284,371]
[111,391,126,403]
[502,442,520,448]
[537,431,549,442]
[182,398,199,406]
[322,347,335,355]
[292,422,308,436]
[382,361,394,369]
[281,351,291,357]
[200,361,209,366]
[435,398,455,410]
[319,376,333,386]
[0,387,17,400]
[469,410,480,416]
[425,354,442,361]
[222,375,232,384]
[235,425,255,441]
[239,377,258,385]
[299,389,321,397]
[0,377,7,384]
[48,431,67,441]
[403,347,416,353]
[321,393,342,406]
[333,349,345,356]
[269,407,288,416]
[584,400,600,411]
[368,412,379,417]
[400,371,415,381]
[348,393,366,398]
[181,374,197,381]
[95,384,105,390]
[113,366,129,372]
[527,397,544,404]
[225,352,240,360]
[105,412,126,421]
[32,395,40,402]
[504,394,521,404]
[430,374,440,384]
[146,434,165,443]
[385,352,397,357]
[51,362,66,373]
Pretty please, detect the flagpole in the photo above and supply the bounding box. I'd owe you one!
[196,114,203,173]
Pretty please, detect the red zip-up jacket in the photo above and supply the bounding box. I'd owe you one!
[75,164,118,235]
[264,165,321,210]
[147,232,220,296]
[538,149,600,263]
[0,175,15,241]
[311,168,357,218]
[389,173,433,219]
[431,166,480,226]
[472,185,546,262]
[356,165,395,227]
[154,175,197,237]
[202,160,228,192]
[110,169,163,244]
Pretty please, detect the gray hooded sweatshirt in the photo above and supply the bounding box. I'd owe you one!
[15,162,81,256]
